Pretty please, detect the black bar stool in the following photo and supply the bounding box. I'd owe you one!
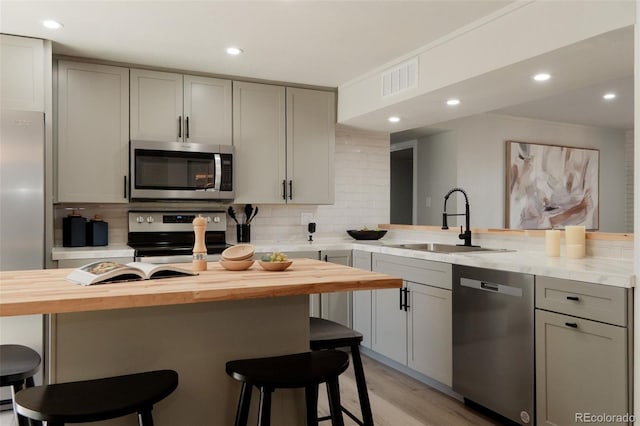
[226,350,349,426]
[15,369,178,426]
[310,317,374,426]
[0,344,42,426]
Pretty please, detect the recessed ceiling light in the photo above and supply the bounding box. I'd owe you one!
[388,116,400,123]
[42,20,63,30]
[533,73,551,82]
[226,47,243,56]
[603,93,616,100]
[446,99,460,106]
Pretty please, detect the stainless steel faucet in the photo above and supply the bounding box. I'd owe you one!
[442,187,473,247]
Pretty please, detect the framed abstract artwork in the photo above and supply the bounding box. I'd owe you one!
[505,141,599,230]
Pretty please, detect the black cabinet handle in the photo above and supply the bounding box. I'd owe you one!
[399,288,403,310]
[186,116,190,139]
[566,296,580,301]
[282,180,286,200]
[403,288,410,311]
[289,180,293,200]
[123,176,127,198]
[178,115,182,139]
[565,322,578,328]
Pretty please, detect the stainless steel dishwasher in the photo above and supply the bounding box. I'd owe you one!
[452,265,534,425]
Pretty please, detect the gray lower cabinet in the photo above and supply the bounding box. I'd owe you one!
[352,250,372,348]
[535,276,631,426]
[371,253,452,384]
[320,250,352,327]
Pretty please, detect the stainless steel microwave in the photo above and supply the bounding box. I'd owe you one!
[130,140,234,201]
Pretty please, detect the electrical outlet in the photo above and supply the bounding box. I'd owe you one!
[425,196,431,208]
[301,213,313,225]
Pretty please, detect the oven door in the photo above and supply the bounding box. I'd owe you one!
[130,140,234,200]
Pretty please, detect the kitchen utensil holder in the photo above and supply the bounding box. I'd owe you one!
[237,224,250,243]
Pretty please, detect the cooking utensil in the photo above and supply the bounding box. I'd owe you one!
[248,206,259,224]
[227,206,239,224]
[244,204,253,225]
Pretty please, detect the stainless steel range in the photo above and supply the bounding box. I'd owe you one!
[128,210,228,263]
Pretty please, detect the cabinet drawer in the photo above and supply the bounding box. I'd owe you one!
[372,253,451,290]
[536,276,628,326]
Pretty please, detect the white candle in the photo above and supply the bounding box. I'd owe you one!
[565,225,586,246]
[545,230,561,257]
[566,244,586,259]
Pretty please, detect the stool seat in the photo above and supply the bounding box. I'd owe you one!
[15,370,178,424]
[0,344,41,387]
[227,350,349,389]
[310,317,374,426]
[310,317,363,350]
[226,350,349,426]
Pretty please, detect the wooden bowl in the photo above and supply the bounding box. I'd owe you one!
[221,244,255,261]
[219,259,255,271]
[258,260,293,272]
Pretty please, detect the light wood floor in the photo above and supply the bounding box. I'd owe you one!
[318,354,501,426]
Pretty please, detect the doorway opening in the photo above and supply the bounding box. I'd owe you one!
[390,141,417,224]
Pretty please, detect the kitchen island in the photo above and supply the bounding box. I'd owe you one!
[0,259,401,425]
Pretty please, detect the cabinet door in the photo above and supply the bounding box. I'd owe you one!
[352,250,372,348]
[233,81,286,204]
[57,61,129,203]
[536,310,628,426]
[286,87,335,204]
[130,69,182,142]
[371,284,407,364]
[1,35,45,111]
[407,282,452,386]
[320,251,352,327]
[183,75,232,144]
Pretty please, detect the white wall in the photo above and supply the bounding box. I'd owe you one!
[415,131,458,226]
[625,130,635,233]
[406,113,628,232]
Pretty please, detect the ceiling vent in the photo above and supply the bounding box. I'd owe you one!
[381,58,418,97]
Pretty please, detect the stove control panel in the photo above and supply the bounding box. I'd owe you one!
[128,211,227,233]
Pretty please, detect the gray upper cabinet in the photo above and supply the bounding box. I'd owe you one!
[233,81,287,204]
[130,69,231,144]
[233,82,335,204]
[285,87,335,204]
[1,34,45,111]
[57,61,129,203]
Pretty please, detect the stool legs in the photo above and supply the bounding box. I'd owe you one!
[305,385,319,426]
[234,382,252,426]
[350,344,374,426]
[257,387,272,426]
[137,409,154,426]
[326,378,344,426]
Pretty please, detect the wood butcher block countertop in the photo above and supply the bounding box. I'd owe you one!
[0,259,402,317]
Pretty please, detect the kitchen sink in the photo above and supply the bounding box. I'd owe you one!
[387,243,511,254]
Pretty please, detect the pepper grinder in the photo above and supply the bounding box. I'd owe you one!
[192,215,207,271]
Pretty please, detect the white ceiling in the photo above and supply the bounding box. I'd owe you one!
[1,1,634,133]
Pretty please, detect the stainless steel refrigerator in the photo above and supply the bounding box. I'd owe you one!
[0,109,45,405]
